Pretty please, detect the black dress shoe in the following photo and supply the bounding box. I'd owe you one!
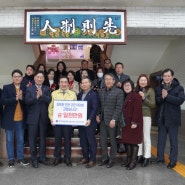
[137,155,143,163]
[141,158,150,167]
[167,162,176,169]
[32,161,39,168]
[98,159,109,166]
[0,161,4,167]
[77,159,89,165]
[106,160,114,168]
[39,160,50,165]
[86,161,96,168]
[52,158,62,166]
[151,158,164,164]
[64,159,72,166]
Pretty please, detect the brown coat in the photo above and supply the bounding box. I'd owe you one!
[122,91,143,144]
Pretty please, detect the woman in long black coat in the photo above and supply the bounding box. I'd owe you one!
[121,79,143,170]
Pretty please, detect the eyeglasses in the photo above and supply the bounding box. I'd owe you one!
[13,76,22,78]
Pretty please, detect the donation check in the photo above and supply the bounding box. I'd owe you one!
[53,100,87,126]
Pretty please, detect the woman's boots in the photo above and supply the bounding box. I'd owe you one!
[141,158,150,167]
[121,144,131,167]
[126,144,139,170]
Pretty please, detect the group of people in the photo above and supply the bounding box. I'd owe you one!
[0,58,184,171]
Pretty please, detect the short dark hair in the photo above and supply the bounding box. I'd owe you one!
[11,69,23,77]
[34,70,45,77]
[80,76,91,83]
[67,70,75,78]
[47,68,55,75]
[162,68,174,76]
[115,62,124,68]
[26,65,35,71]
[122,79,135,91]
[58,75,69,83]
[104,73,115,80]
[81,60,88,64]
[96,67,104,73]
[80,69,89,76]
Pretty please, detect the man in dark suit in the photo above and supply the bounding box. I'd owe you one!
[77,77,99,168]
[1,69,29,167]
[25,71,51,168]
[115,62,130,88]
[75,60,95,82]
[97,73,124,168]
[151,69,185,169]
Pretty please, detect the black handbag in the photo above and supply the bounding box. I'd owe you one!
[117,143,127,153]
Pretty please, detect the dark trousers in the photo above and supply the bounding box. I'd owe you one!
[157,124,178,163]
[100,121,117,161]
[53,125,72,160]
[79,124,97,162]
[29,122,47,162]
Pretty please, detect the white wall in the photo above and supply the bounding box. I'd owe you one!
[1,7,185,30]
[111,36,174,82]
[0,35,35,88]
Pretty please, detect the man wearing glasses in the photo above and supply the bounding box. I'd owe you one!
[1,69,29,167]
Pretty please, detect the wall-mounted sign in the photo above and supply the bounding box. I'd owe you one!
[24,9,127,44]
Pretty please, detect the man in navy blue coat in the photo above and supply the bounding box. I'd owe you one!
[151,68,185,169]
[1,69,29,167]
[25,71,51,168]
[77,77,99,168]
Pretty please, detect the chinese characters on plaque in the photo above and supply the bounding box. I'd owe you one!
[25,10,126,44]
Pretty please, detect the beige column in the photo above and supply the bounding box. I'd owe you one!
[0,129,7,158]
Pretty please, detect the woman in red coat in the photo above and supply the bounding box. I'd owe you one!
[121,79,143,170]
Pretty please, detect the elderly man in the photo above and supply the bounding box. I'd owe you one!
[25,71,51,168]
[48,76,77,167]
[77,77,98,168]
[97,73,124,168]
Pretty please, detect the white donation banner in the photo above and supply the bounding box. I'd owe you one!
[53,100,87,126]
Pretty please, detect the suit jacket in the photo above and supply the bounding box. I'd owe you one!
[25,85,51,125]
[78,89,98,126]
[98,86,124,125]
[1,83,26,130]
[115,73,130,85]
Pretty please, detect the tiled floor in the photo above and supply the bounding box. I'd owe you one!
[0,127,185,185]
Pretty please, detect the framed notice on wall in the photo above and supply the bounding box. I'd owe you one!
[24,9,127,44]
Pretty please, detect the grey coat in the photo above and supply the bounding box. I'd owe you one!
[98,86,124,125]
